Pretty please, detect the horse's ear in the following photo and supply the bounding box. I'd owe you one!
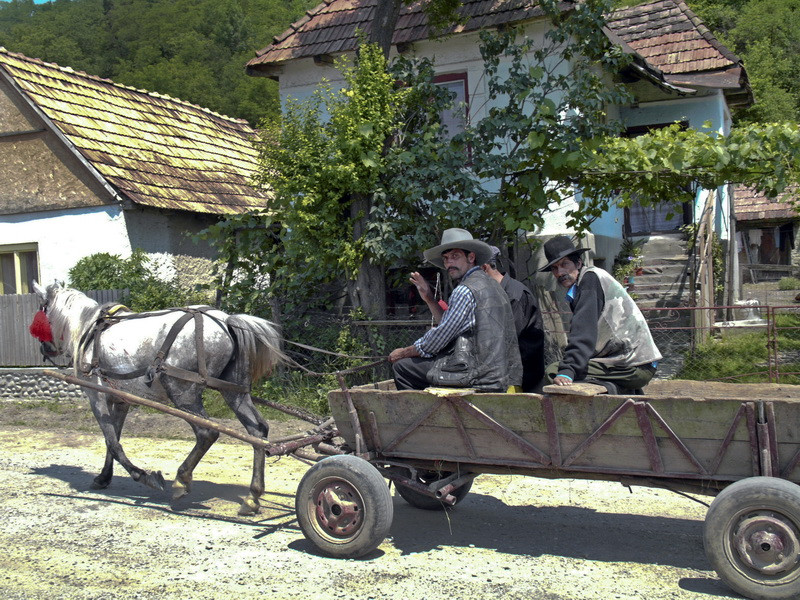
[32,280,47,301]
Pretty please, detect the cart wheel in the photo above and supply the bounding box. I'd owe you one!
[295,455,393,558]
[704,477,800,600]
[395,470,473,510]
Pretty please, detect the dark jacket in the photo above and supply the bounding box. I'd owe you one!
[501,275,545,391]
[428,270,522,391]
[558,267,661,381]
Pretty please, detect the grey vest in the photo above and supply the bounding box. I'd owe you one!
[428,270,522,391]
[578,266,662,367]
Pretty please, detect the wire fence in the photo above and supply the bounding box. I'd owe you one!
[276,303,800,388]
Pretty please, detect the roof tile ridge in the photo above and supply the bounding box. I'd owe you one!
[265,1,332,49]
[0,46,251,126]
[606,0,664,21]
[672,0,740,66]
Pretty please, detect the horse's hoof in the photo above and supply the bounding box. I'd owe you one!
[171,479,190,500]
[143,470,166,491]
[237,498,260,516]
[91,478,110,490]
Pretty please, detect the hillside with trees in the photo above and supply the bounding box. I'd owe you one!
[0,0,318,125]
[1,0,798,127]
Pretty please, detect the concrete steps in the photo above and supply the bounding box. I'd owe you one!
[628,234,691,309]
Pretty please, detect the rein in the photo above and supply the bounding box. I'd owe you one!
[282,339,386,377]
[77,307,389,390]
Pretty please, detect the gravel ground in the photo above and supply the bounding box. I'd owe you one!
[0,399,742,600]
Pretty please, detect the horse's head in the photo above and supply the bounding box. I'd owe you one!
[30,280,68,359]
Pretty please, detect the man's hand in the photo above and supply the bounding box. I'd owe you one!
[388,345,420,363]
[410,272,433,304]
[553,374,573,386]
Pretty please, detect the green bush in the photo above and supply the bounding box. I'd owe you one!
[778,277,800,290]
[69,249,207,311]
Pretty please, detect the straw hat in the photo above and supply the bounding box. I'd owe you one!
[423,228,493,269]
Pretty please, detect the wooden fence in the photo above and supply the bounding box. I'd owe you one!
[0,290,124,367]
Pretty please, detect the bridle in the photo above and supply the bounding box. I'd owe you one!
[34,297,61,362]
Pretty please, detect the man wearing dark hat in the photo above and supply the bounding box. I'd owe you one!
[388,228,522,392]
[482,247,545,392]
[540,235,661,393]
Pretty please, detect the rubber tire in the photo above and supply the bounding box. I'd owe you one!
[295,455,393,558]
[704,477,800,600]
[395,471,473,510]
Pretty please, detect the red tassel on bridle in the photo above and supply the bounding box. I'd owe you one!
[29,310,53,343]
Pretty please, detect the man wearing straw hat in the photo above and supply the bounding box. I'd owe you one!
[540,235,661,394]
[388,228,522,392]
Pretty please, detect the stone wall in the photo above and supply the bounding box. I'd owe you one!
[0,368,84,402]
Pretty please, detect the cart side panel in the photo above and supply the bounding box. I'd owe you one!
[766,402,800,483]
[328,388,760,481]
[551,395,755,477]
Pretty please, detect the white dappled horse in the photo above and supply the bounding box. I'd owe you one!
[32,281,285,516]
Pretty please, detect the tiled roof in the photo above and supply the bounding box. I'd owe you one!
[735,186,798,222]
[1,47,270,215]
[607,0,737,75]
[247,0,558,73]
[247,0,743,90]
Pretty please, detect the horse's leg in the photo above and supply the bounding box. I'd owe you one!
[164,381,220,501]
[88,391,166,491]
[90,392,128,489]
[171,420,220,501]
[222,388,269,516]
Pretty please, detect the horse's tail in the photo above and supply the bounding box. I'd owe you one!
[226,314,287,382]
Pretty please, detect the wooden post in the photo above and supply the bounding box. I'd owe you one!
[694,190,716,345]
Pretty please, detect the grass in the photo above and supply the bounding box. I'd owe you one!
[200,371,333,422]
[677,313,800,383]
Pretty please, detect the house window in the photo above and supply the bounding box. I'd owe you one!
[0,244,39,294]
[624,122,691,235]
[434,73,468,138]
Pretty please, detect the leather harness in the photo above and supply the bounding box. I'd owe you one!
[77,304,248,394]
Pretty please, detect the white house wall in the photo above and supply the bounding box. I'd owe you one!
[0,205,217,287]
[0,205,131,285]
[279,22,548,108]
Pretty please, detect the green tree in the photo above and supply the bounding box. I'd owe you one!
[252,43,398,319]
[68,249,205,311]
[727,0,800,124]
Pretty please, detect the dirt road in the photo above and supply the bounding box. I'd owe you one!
[0,400,740,600]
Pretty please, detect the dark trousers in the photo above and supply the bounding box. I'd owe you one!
[545,360,656,392]
[392,356,435,390]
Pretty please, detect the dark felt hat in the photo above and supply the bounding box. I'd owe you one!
[538,235,589,272]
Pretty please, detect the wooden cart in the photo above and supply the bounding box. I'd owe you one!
[295,379,800,600]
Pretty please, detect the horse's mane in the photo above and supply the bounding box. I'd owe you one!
[47,286,102,362]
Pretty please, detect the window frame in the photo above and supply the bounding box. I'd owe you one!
[433,72,469,138]
[0,243,40,295]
